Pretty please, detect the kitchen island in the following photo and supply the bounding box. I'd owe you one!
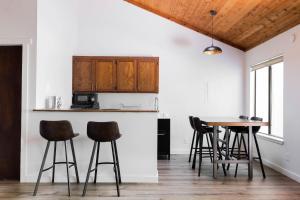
[22,109,158,183]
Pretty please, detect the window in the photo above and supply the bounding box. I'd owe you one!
[250,56,283,138]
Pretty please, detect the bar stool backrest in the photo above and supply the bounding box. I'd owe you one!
[40,120,75,141]
[192,117,207,134]
[239,115,249,120]
[250,116,263,134]
[87,121,121,142]
[189,116,195,130]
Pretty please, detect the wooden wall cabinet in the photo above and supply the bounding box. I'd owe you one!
[116,59,137,92]
[73,59,94,92]
[94,59,116,92]
[137,59,159,93]
[73,56,159,93]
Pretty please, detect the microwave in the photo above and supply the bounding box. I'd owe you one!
[71,93,99,109]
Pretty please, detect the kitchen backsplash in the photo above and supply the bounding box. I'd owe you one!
[98,93,158,110]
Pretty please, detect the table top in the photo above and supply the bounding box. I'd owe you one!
[200,117,269,126]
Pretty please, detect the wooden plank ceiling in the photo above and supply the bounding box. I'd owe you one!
[125,0,300,51]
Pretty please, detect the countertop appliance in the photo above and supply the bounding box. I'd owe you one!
[71,93,99,109]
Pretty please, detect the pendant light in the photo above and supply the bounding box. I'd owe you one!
[203,10,222,55]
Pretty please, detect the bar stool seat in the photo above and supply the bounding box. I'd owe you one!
[33,120,80,196]
[82,121,122,197]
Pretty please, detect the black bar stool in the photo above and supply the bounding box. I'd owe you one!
[33,120,80,196]
[188,116,197,162]
[189,116,214,165]
[192,117,226,176]
[82,121,122,197]
[234,116,266,178]
[226,115,249,170]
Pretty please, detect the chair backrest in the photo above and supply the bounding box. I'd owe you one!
[250,116,263,134]
[189,116,195,130]
[40,120,74,141]
[87,121,121,142]
[192,117,207,133]
[239,115,249,120]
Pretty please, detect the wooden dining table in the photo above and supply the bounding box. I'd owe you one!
[201,117,269,180]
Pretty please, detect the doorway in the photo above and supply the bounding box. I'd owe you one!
[0,46,22,180]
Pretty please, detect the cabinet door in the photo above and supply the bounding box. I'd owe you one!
[137,59,159,93]
[73,59,94,92]
[116,60,137,92]
[95,60,116,92]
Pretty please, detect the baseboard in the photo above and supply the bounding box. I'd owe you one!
[171,149,190,154]
[262,158,300,183]
[22,172,158,183]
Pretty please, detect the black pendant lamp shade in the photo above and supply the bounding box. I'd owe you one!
[203,10,222,55]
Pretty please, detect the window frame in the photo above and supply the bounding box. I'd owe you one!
[251,56,283,138]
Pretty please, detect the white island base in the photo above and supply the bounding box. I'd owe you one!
[22,110,158,183]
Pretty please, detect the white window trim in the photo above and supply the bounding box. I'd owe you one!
[257,132,284,145]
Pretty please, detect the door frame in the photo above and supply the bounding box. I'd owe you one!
[0,38,33,182]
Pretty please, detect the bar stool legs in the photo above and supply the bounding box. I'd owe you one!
[82,142,97,197]
[64,141,71,196]
[234,133,265,178]
[111,141,120,196]
[82,141,121,197]
[113,141,122,184]
[94,142,100,184]
[33,140,80,196]
[192,132,200,169]
[70,139,80,184]
[188,130,196,162]
[253,133,266,178]
[33,141,50,196]
[198,134,203,176]
[52,141,57,183]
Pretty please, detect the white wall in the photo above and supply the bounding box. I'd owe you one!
[75,0,245,153]
[36,0,79,108]
[1,0,245,166]
[246,24,300,182]
[0,0,37,108]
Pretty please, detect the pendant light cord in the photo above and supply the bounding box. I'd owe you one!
[211,11,214,46]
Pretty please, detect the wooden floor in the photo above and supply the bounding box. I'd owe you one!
[1,155,300,199]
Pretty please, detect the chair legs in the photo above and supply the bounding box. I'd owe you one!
[198,134,203,176]
[113,141,122,184]
[111,141,120,197]
[94,142,100,184]
[33,141,50,196]
[234,134,242,177]
[82,142,97,197]
[64,141,71,196]
[192,132,200,169]
[82,141,121,197]
[253,133,266,178]
[188,130,196,162]
[206,133,213,162]
[52,141,57,183]
[33,140,80,196]
[227,133,237,170]
[70,139,80,184]
[234,133,266,178]
[208,132,227,176]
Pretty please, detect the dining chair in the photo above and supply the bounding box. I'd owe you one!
[226,115,249,170]
[188,116,197,163]
[192,117,226,177]
[234,116,266,178]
